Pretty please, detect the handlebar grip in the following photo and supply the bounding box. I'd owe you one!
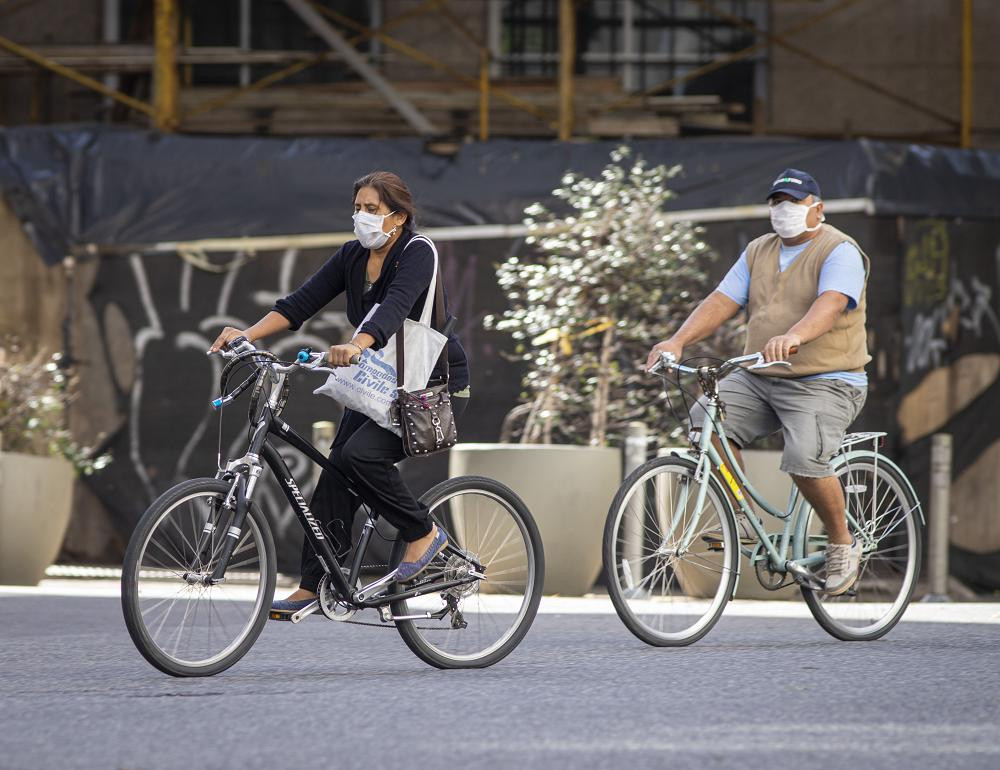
[225,335,248,350]
[349,354,361,365]
[788,345,799,355]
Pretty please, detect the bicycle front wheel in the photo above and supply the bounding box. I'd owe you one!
[603,456,738,647]
[391,476,544,669]
[797,455,921,641]
[121,478,277,677]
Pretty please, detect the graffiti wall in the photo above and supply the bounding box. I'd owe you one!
[74,237,525,572]
[67,214,1000,586]
[895,218,1000,590]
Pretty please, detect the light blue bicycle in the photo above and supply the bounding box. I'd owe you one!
[602,351,923,646]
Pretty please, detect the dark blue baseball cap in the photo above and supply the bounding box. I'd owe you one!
[767,168,822,201]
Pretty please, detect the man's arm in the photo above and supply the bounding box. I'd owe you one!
[645,291,742,369]
[762,290,850,362]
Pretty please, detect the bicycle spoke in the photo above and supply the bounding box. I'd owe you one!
[130,489,269,671]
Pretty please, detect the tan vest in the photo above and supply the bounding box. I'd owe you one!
[743,223,870,378]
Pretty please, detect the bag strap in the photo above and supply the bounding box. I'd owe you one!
[394,234,450,389]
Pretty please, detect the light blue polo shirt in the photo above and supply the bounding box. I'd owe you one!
[717,240,868,387]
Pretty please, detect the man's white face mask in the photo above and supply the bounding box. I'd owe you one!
[769,199,822,239]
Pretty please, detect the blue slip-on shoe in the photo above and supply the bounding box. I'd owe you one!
[269,597,315,614]
[395,527,449,583]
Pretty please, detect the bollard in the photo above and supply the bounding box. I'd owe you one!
[311,421,336,487]
[622,422,648,593]
[922,433,952,602]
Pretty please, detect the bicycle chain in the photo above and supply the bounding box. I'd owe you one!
[325,565,455,630]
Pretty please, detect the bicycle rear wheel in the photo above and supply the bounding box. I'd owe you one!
[603,456,738,647]
[797,455,921,641]
[121,478,276,677]
[390,476,544,669]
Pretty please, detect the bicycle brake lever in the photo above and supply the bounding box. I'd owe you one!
[748,360,792,371]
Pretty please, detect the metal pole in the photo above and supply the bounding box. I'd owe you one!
[239,0,251,87]
[153,0,180,132]
[960,0,973,148]
[622,0,635,93]
[558,0,575,140]
[101,0,120,111]
[283,0,437,136]
[923,433,953,601]
[622,422,648,593]
[479,48,490,141]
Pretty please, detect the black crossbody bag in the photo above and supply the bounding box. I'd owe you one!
[392,262,458,457]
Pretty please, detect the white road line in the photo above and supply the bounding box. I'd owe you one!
[2,580,999,624]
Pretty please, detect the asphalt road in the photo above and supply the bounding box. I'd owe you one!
[1,593,998,770]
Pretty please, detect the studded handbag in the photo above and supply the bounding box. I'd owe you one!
[392,258,458,458]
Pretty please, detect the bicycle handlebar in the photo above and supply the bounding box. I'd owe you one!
[648,347,799,377]
[206,338,360,410]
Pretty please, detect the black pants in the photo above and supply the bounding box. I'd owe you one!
[299,394,469,592]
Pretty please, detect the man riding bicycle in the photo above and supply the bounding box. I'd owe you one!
[645,168,869,596]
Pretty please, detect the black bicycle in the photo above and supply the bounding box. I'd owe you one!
[121,337,544,677]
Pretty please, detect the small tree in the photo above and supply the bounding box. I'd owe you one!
[0,337,111,475]
[486,147,741,447]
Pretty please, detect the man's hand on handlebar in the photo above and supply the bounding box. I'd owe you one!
[645,339,683,372]
[209,327,253,354]
[763,333,801,364]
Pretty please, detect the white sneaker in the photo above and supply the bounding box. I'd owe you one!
[824,538,861,595]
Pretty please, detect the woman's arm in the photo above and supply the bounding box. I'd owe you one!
[209,312,291,352]
[271,247,348,331]
[209,247,347,353]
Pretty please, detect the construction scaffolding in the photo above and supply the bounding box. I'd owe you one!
[0,0,982,145]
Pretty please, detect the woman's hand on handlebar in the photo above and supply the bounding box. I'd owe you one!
[645,339,683,371]
[763,333,801,363]
[209,327,252,353]
[328,343,362,367]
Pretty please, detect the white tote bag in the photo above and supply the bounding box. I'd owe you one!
[313,235,448,434]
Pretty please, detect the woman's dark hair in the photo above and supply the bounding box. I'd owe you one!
[352,171,416,229]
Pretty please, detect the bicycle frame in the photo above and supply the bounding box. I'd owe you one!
[204,361,482,612]
[661,380,902,586]
[679,397,825,574]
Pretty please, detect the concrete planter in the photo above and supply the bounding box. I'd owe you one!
[0,452,74,585]
[449,444,620,596]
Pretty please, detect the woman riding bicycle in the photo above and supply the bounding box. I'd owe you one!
[210,171,470,615]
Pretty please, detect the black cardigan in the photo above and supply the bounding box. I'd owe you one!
[272,230,470,392]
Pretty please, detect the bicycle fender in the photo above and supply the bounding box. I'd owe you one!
[832,450,925,526]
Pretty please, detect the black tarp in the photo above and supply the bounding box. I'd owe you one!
[2,126,1000,264]
[3,126,1000,586]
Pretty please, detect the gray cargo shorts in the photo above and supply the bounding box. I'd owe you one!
[689,368,867,478]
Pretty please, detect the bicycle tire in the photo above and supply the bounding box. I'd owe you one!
[121,478,277,677]
[603,455,738,647]
[797,455,922,641]
[390,476,544,669]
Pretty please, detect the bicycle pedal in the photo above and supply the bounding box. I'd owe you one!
[704,539,726,552]
[268,610,294,622]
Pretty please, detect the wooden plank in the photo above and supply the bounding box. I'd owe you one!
[0,45,337,72]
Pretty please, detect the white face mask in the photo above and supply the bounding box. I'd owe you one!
[353,210,397,250]
[769,200,822,239]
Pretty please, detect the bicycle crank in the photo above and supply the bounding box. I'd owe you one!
[784,560,825,591]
